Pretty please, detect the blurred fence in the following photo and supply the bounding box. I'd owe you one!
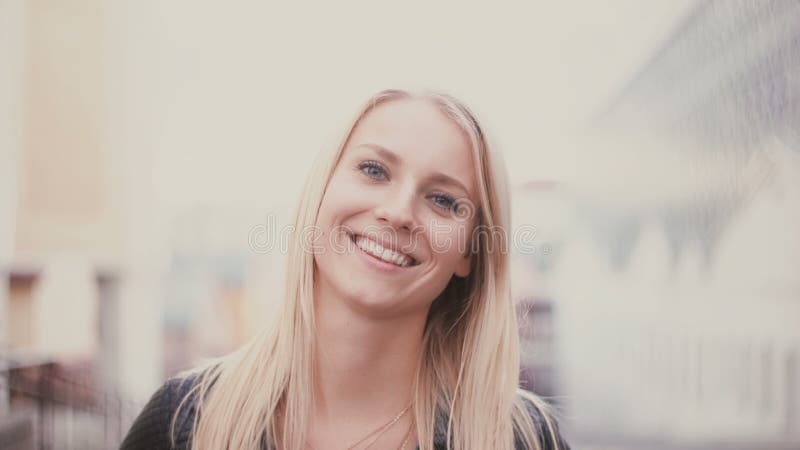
[1,356,141,450]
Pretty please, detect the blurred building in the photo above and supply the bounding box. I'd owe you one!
[518,1,800,448]
[160,205,287,377]
[512,180,567,402]
[1,0,163,448]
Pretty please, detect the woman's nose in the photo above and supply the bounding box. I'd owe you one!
[373,189,415,231]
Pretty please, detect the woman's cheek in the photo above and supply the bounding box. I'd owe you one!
[427,218,452,254]
[425,219,465,257]
[452,221,472,256]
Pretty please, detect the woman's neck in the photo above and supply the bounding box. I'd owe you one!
[311,280,428,423]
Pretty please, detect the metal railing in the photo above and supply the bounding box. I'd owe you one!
[1,355,142,450]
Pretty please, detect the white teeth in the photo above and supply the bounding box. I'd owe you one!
[354,236,414,267]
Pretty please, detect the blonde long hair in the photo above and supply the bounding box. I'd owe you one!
[173,89,562,450]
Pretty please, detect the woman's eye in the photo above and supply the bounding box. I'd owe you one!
[357,161,388,181]
[431,193,458,213]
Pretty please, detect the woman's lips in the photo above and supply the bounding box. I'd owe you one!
[349,233,419,268]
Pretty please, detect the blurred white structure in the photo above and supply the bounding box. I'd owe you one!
[517,1,800,448]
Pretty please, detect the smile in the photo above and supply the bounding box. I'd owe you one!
[349,234,418,268]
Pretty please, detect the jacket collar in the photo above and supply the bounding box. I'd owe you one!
[432,406,450,448]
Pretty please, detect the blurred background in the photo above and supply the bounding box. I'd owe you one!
[1,0,798,449]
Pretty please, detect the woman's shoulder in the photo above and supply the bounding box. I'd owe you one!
[430,390,571,450]
[514,389,571,450]
[119,369,208,450]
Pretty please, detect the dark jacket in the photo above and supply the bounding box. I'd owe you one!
[120,372,570,450]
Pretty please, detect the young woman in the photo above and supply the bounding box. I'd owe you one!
[120,89,569,450]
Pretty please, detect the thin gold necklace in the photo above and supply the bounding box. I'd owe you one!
[359,405,412,450]
[396,419,415,450]
[306,402,412,450]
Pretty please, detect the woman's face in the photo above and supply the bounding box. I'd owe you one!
[314,98,478,317]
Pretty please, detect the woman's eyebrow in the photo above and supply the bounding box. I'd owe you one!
[357,142,399,164]
[356,142,471,195]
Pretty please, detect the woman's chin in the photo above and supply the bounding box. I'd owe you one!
[338,288,413,317]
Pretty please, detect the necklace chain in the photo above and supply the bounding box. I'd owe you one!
[306,402,414,450]
[351,402,411,450]
[396,419,415,450]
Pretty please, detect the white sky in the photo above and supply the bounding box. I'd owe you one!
[111,0,697,218]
